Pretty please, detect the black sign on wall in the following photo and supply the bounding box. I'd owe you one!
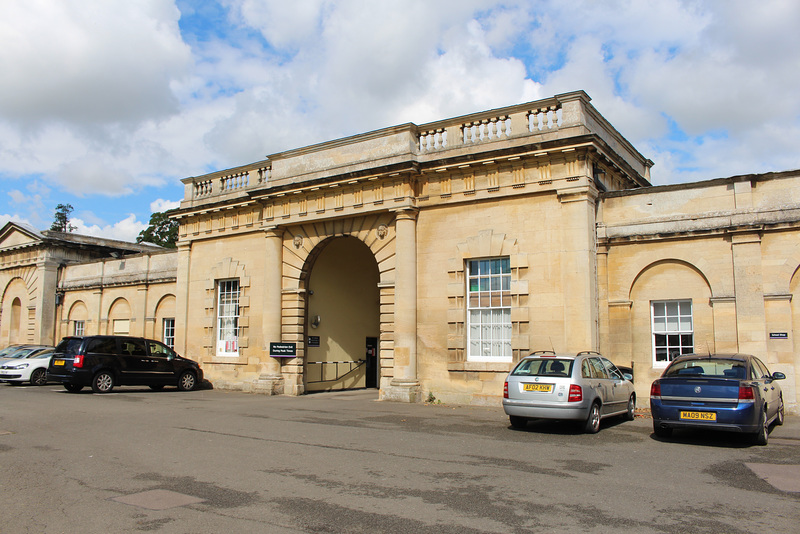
[270,342,297,357]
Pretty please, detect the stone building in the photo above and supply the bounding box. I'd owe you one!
[1,91,798,413]
[0,223,166,346]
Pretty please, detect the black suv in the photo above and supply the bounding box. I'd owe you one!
[47,336,203,393]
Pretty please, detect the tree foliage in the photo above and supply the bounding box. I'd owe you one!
[50,203,76,232]
[137,211,178,248]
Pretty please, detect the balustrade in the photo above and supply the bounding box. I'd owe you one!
[194,180,213,197]
[220,171,250,192]
[417,100,564,153]
[528,107,562,131]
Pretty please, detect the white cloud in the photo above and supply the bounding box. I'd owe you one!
[71,214,147,242]
[2,0,800,244]
[150,198,181,212]
[0,0,190,126]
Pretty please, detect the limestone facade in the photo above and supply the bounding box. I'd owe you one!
[2,91,799,414]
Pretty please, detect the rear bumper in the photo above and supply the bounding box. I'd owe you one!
[503,399,591,421]
[650,399,760,433]
[47,369,92,386]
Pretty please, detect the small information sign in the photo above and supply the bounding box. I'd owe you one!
[769,332,788,339]
[270,342,297,358]
[308,336,320,347]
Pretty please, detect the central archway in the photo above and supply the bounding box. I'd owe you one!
[304,236,380,392]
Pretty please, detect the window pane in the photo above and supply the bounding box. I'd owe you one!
[653,302,665,317]
[653,317,666,333]
[666,315,679,331]
[466,256,512,362]
[666,301,679,316]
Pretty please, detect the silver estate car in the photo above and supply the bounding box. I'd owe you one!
[503,351,636,433]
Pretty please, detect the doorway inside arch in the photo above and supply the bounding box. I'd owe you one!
[304,236,380,392]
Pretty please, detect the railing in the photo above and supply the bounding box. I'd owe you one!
[182,92,633,204]
[418,104,563,153]
[306,359,366,384]
[192,166,271,199]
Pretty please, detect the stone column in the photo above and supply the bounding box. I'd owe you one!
[557,184,599,351]
[731,232,767,355]
[255,226,285,395]
[383,208,420,402]
[174,242,191,356]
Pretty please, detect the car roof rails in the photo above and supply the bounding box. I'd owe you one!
[576,350,602,356]
[530,350,556,355]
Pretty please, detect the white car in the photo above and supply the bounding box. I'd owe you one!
[0,349,55,386]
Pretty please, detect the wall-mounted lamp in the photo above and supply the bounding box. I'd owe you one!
[310,315,321,329]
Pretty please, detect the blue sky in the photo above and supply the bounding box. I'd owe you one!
[1,0,799,241]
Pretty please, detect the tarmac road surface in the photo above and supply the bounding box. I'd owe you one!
[1,384,799,533]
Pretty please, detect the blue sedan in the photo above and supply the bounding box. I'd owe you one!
[650,354,785,445]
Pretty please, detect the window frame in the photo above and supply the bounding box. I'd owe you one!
[651,299,694,368]
[73,320,85,336]
[162,318,175,349]
[466,257,512,363]
[216,279,240,358]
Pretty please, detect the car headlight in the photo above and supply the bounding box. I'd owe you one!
[8,363,29,370]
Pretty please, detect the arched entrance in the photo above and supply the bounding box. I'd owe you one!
[304,236,380,392]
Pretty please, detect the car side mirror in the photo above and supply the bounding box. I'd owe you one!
[772,372,786,380]
[623,373,633,382]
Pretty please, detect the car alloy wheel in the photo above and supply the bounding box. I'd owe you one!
[625,395,635,421]
[30,368,47,386]
[753,410,769,446]
[584,403,601,433]
[92,371,114,393]
[776,396,785,426]
[177,371,197,391]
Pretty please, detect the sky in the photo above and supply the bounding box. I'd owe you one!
[1,0,799,242]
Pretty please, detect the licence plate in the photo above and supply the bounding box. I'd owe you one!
[523,383,553,392]
[53,360,65,366]
[680,411,716,421]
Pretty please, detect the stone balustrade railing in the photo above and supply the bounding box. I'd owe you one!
[190,166,270,200]
[418,102,562,153]
[181,91,650,205]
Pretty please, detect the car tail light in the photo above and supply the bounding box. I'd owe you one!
[650,381,661,398]
[503,381,509,399]
[73,354,85,368]
[568,384,582,402]
[738,385,755,401]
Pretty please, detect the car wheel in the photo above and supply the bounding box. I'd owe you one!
[624,395,635,421]
[753,410,769,446]
[149,384,165,391]
[776,395,785,426]
[653,423,672,438]
[64,383,83,393]
[91,371,114,393]
[583,402,601,434]
[509,415,527,429]
[177,371,197,391]
[30,368,47,386]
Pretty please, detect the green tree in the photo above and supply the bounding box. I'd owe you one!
[137,211,178,248]
[50,203,76,232]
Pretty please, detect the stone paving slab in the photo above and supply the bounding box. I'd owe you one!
[112,489,206,510]
[745,463,800,493]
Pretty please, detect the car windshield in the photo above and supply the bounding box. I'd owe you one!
[511,358,573,377]
[664,359,747,379]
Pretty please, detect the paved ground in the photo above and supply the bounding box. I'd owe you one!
[1,383,799,533]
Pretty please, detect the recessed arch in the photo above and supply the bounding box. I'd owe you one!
[302,235,381,392]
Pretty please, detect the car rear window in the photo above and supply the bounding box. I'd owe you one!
[511,358,573,377]
[664,359,748,379]
[55,338,85,357]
